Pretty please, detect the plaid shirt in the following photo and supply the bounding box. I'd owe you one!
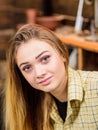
[50,67,98,130]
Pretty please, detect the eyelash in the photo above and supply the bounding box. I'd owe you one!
[23,65,32,72]
[40,55,50,63]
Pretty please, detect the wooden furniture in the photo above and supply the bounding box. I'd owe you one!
[56,27,98,70]
[57,33,98,53]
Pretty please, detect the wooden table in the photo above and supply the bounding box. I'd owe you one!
[56,31,98,69]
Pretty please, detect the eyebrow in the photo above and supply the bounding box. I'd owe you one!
[19,51,49,68]
[35,51,49,59]
[19,62,29,68]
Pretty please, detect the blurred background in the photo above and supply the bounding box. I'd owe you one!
[0,1,98,129]
[0,0,94,29]
[0,0,98,89]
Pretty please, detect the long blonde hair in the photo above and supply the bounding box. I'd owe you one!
[5,24,69,130]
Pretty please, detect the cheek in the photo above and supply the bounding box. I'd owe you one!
[52,58,66,78]
[51,57,65,72]
[22,72,35,86]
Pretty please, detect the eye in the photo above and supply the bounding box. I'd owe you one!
[41,55,50,63]
[22,65,32,72]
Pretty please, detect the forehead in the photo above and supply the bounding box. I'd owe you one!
[16,39,58,63]
[17,39,55,53]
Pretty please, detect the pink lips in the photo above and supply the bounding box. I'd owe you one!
[38,76,52,86]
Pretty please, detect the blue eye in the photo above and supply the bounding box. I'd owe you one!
[41,56,50,63]
[23,65,32,72]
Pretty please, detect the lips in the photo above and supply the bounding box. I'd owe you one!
[38,76,53,86]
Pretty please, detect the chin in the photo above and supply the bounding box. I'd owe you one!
[42,85,57,93]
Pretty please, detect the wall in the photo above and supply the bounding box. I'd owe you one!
[14,0,94,18]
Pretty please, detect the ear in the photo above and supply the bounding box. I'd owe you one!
[61,56,66,62]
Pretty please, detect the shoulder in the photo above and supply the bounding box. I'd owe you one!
[78,69,98,82]
[69,67,98,89]
[77,70,98,94]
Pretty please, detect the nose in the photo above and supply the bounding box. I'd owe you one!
[34,65,46,78]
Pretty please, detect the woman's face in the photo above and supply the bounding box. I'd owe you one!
[16,39,67,93]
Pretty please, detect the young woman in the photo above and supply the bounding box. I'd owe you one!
[5,24,98,130]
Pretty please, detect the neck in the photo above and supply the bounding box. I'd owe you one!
[50,77,68,102]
